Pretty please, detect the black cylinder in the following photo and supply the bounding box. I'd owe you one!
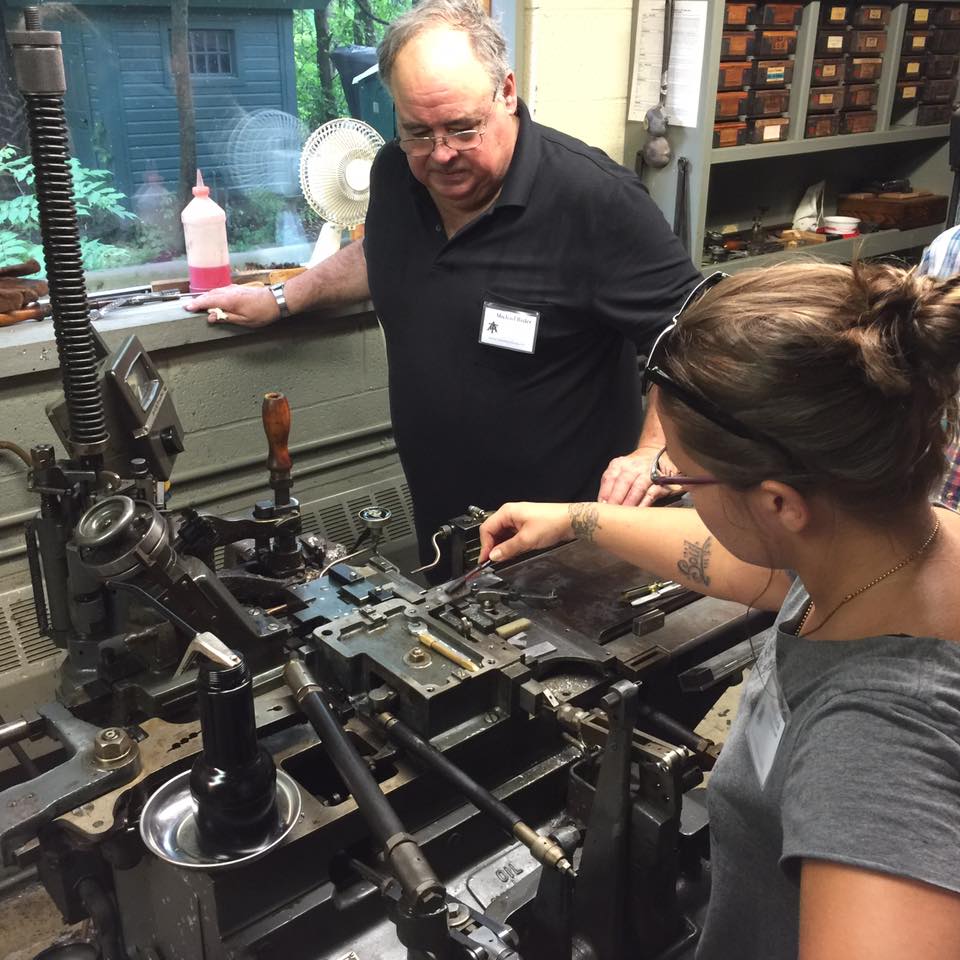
[190,657,278,849]
[382,715,519,835]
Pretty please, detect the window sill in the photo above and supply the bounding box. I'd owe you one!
[0,298,376,379]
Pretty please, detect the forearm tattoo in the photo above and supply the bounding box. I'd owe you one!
[677,537,712,586]
[569,503,601,542]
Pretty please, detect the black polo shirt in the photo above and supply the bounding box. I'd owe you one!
[364,101,700,555]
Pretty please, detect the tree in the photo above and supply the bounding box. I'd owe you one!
[170,0,197,245]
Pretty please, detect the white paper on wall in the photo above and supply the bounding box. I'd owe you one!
[628,0,708,129]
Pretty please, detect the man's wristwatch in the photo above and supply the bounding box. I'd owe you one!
[269,282,290,320]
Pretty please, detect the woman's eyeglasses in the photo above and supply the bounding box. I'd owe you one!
[642,272,804,472]
[649,445,719,488]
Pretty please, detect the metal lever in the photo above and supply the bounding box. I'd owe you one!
[173,631,242,678]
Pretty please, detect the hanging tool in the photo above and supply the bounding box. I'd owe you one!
[641,0,675,170]
[674,156,691,252]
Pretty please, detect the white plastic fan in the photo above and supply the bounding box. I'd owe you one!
[299,118,385,265]
[227,109,307,197]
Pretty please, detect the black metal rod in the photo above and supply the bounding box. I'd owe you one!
[286,662,404,846]
[379,713,519,834]
[284,659,445,912]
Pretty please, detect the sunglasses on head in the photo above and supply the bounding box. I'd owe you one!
[642,272,804,472]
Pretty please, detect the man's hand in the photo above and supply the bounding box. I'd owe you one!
[598,446,673,507]
[183,284,280,328]
[479,502,574,564]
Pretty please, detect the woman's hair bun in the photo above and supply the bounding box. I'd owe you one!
[848,262,960,404]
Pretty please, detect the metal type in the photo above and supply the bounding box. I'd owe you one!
[139,768,301,870]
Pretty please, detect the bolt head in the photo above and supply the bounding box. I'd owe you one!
[94,727,134,763]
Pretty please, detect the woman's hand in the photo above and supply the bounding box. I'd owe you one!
[479,502,575,564]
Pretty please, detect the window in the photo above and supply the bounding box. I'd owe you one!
[188,29,233,76]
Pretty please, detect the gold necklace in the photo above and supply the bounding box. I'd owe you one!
[794,517,941,637]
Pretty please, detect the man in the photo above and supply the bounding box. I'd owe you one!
[187,0,700,563]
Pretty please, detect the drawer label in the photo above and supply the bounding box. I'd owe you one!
[823,64,837,76]
[907,61,920,73]
[868,8,882,18]
[763,124,782,140]
[828,35,843,48]
[903,85,917,97]
[912,36,927,48]
[766,66,786,80]
[819,92,834,104]
[915,8,930,22]
[865,35,879,47]
[831,6,846,17]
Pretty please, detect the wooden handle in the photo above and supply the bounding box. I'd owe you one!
[262,392,292,474]
[0,259,41,279]
[0,307,45,326]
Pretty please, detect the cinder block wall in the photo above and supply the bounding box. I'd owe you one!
[518,0,634,164]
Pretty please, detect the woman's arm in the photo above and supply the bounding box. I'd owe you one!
[799,860,960,960]
[479,502,791,611]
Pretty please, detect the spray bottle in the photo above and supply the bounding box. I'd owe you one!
[181,170,231,292]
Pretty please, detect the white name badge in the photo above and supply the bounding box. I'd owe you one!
[480,301,539,354]
[747,671,788,788]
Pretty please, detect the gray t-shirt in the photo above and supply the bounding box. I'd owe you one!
[697,577,960,959]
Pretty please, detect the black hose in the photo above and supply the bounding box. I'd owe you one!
[380,713,519,835]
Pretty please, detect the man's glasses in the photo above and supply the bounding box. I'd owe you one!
[397,123,488,157]
[649,445,718,488]
[642,271,804,471]
[397,88,498,158]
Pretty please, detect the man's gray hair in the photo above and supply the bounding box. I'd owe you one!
[378,0,510,93]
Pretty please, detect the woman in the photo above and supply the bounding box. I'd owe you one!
[478,263,960,960]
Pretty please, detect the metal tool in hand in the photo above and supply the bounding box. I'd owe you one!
[444,558,493,595]
[473,585,559,605]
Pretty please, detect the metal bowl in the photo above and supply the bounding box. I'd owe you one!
[139,768,301,871]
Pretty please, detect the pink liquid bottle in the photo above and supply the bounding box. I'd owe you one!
[182,170,232,292]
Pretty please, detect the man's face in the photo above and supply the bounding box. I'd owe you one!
[391,28,518,215]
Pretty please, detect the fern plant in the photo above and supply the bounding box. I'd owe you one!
[0,144,137,273]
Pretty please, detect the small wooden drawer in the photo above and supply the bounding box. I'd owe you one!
[756,29,798,56]
[840,110,878,134]
[907,6,934,27]
[753,59,794,85]
[935,7,960,26]
[849,30,887,54]
[851,5,890,26]
[905,31,934,53]
[748,116,790,142]
[721,31,756,58]
[917,102,953,124]
[808,85,846,111]
[895,81,921,102]
[816,29,850,55]
[724,3,757,27]
[718,60,755,89]
[847,56,884,82]
[758,3,803,25]
[806,113,841,137]
[747,87,792,116]
[920,76,958,101]
[716,90,750,119]
[714,121,748,147]
[812,58,844,84]
[821,3,849,24]
[928,29,960,54]
[926,53,960,77]
[845,82,879,108]
[899,56,927,78]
